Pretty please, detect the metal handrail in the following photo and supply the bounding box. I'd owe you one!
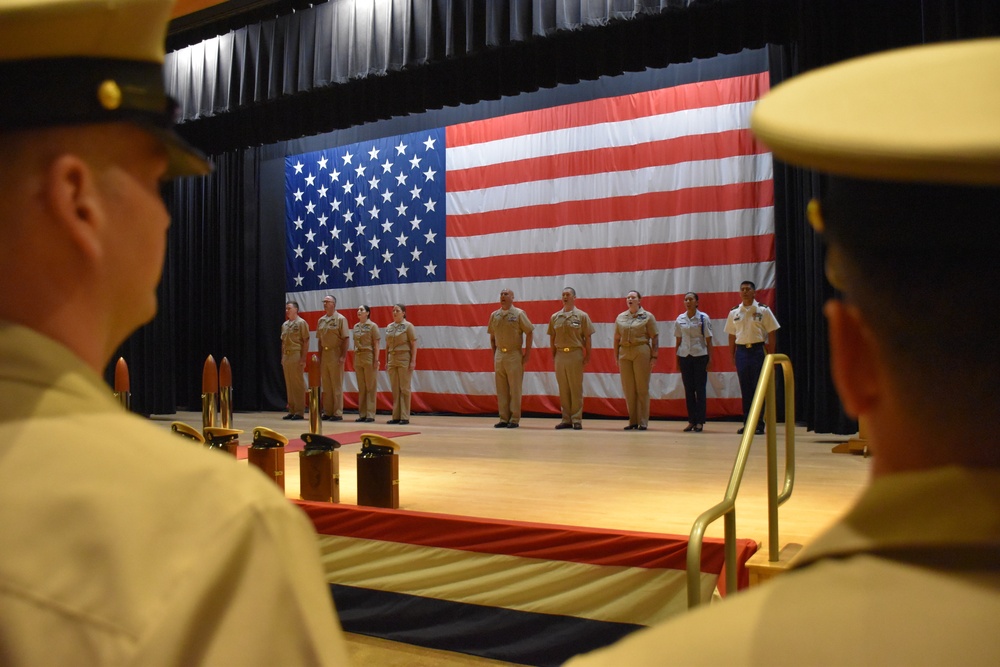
[685,353,796,608]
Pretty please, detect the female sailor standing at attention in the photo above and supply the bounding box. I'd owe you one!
[385,304,417,424]
[674,292,713,432]
[613,291,658,431]
[352,305,380,423]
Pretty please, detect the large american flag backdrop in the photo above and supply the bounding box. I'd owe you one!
[284,69,774,419]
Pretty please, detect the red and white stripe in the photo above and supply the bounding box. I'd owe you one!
[289,72,774,418]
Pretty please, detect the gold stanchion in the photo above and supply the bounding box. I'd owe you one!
[307,353,321,435]
[219,356,233,429]
[201,355,218,432]
[113,356,130,411]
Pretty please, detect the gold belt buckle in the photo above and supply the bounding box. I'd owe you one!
[744,343,754,348]
[562,347,571,353]
[501,347,508,353]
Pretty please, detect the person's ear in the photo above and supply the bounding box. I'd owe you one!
[824,299,882,418]
[45,154,105,262]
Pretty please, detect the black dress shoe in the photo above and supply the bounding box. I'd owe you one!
[554,423,572,430]
[624,425,637,431]
[494,421,509,428]
[399,420,409,425]
[282,414,295,420]
[638,425,647,431]
[331,415,343,422]
[507,422,519,429]
[572,423,582,430]
[683,423,696,432]
[737,427,745,434]
[365,417,375,423]
[755,426,765,435]
[289,414,304,421]
[387,419,400,424]
[694,424,703,432]
[355,417,366,422]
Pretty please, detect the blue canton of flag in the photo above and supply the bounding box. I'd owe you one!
[284,128,446,291]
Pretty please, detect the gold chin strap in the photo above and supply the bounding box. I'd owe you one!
[824,245,847,292]
[807,198,845,290]
[806,198,825,233]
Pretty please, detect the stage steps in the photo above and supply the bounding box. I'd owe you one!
[745,542,803,587]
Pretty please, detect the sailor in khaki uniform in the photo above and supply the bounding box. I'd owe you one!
[352,305,380,422]
[280,300,310,420]
[0,1,350,663]
[385,303,418,424]
[613,291,658,430]
[316,294,348,420]
[724,281,779,434]
[487,289,534,428]
[567,38,1000,667]
[548,287,595,430]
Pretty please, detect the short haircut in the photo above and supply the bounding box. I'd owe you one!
[824,178,998,429]
[563,287,576,297]
[394,303,407,316]
[286,301,300,310]
[740,281,756,290]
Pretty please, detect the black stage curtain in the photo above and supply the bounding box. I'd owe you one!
[109,150,287,415]
[109,0,999,429]
[767,0,1000,432]
[168,0,792,154]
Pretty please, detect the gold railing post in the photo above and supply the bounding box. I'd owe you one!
[766,372,780,560]
[724,510,738,595]
[686,354,796,607]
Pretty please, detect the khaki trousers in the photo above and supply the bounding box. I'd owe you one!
[355,351,377,419]
[281,350,305,415]
[388,351,412,420]
[494,350,525,424]
[320,349,344,417]
[554,348,584,424]
[619,344,652,427]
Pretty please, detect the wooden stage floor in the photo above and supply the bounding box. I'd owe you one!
[151,411,870,548]
[150,411,872,665]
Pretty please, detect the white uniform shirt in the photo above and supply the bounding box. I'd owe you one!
[674,310,713,357]
[724,300,780,345]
